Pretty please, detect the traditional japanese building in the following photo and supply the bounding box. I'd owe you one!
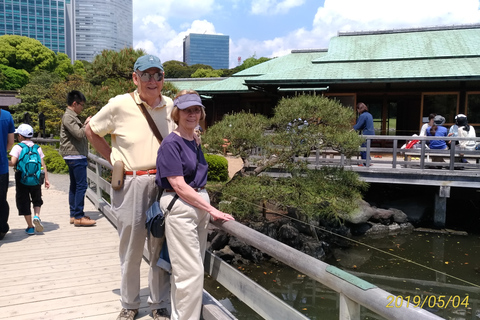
[187,24,480,136]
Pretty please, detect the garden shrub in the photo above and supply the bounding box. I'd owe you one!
[205,153,229,182]
[40,144,69,174]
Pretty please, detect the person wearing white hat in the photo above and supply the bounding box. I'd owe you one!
[9,124,50,235]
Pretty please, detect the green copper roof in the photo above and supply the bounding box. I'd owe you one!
[234,50,328,76]
[320,27,480,62]
[196,50,328,93]
[247,56,480,84]
[196,24,480,93]
[166,78,226,91]
[195,76,255,93]
[247,25,480,85]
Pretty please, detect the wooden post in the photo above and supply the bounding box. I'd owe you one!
[434,186,450,228]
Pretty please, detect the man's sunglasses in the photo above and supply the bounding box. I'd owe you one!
[136,72,164,82]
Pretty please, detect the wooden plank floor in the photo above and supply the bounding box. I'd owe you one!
[0,168,155,319]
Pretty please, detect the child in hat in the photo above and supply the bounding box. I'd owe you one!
[9,124,50,235]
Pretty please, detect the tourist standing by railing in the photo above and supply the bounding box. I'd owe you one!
[156,90,234,320]
[60,90,95,227]
[86,55,176,320]
[353,102,375,166]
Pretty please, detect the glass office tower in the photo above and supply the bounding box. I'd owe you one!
[183,33,229,69]
[75,0,132,62]
[0,0,67,54]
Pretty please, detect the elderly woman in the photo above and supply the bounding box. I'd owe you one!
[155,89,234,320]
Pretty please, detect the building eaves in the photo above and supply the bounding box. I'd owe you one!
[196,76,253,94]
[245,56,480,85]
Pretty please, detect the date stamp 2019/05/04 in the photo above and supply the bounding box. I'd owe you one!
[386,295,469,309]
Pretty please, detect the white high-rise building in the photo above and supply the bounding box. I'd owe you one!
[73,0,132,62]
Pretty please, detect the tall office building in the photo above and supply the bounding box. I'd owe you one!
[74,0,132,62]
[0,0,67,54]
[0,0,132,63]
[183,33,229,69]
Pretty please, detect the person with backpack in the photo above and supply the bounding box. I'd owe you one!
[9,124,50,235]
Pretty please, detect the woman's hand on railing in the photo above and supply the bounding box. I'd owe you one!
[209,207,235,222]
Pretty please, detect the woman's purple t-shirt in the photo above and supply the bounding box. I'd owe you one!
[155,132,208,189]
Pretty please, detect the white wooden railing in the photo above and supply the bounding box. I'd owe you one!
[85,152,445,320]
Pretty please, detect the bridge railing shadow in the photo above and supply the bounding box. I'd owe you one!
[85,152,444,320]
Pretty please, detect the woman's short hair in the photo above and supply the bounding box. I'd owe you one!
[171,89,206,124]
[356,102,368,113]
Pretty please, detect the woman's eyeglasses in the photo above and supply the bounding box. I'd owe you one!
[136,72,164,82]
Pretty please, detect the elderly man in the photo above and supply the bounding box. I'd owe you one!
[86,55,176,320]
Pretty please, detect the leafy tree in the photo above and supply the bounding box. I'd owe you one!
[203,95,366,221]
[54,52,74,79]
[163,60,215,78]
[0,35,56,73]
[221,56,273,76]
[163,60,190,78]
[239,56,272,71]
[203,111,270,163]
[0,64,29,90]
[39,74,96,134]
[89,47,146,85]
[162,81,179,99]
[11,70,62,130]
[191,68,223,78]
[73,60,86,77]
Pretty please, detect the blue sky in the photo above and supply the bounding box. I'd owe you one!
[132,0,480,68]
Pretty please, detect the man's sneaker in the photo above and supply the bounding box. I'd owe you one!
[0,232,6,240]
[116,308,138,320]
[33,216,44,232]
[74,216,96,227]
[25,227,35,235]
[152,308,170,320]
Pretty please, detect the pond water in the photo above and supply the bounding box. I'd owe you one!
[205,230,480,319]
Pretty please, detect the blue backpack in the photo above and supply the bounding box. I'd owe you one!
[16,142,42,186]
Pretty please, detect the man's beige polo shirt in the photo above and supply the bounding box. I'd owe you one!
[89,90,176,171]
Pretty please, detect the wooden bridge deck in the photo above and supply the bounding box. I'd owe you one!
[0,168,155,320]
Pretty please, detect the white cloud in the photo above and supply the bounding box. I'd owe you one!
[251,0,305,15]
[314,0,480,34]
[133,0,480,68]
[134,19,219,63]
